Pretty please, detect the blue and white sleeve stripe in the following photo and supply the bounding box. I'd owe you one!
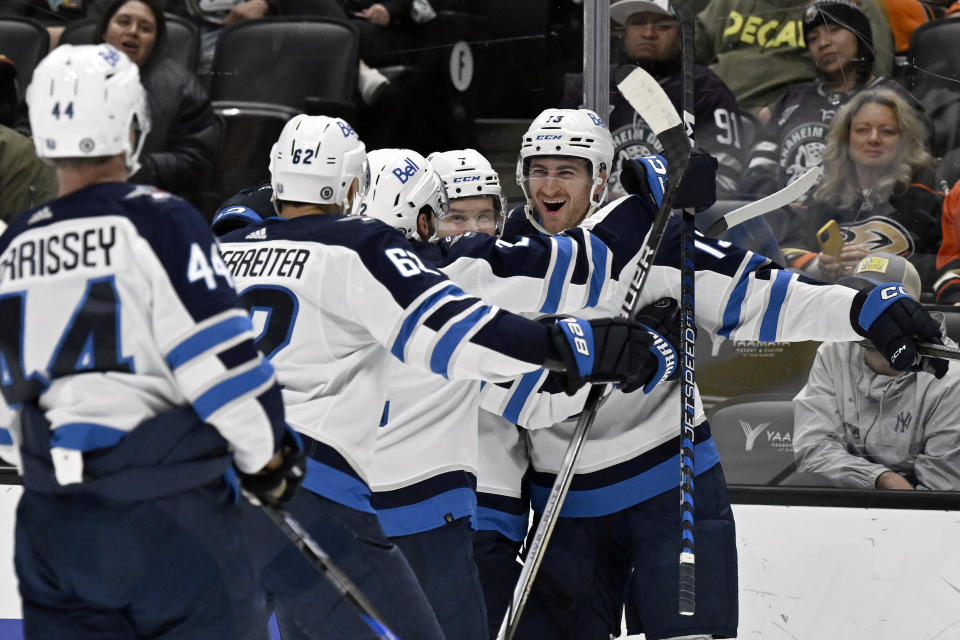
[539,235,576,314]
[165,309,255,371]
[390,283,470,362]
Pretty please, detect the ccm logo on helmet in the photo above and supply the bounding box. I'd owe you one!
[880,284,908,300]
[392,157,420,184]
[535,135,563,141]
[561,318,590,356]
[452,176,481,183]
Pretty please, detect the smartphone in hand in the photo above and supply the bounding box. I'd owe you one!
[817,219,843,259]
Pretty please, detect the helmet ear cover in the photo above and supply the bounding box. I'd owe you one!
[26,43,151,176]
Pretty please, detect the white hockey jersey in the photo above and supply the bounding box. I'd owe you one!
[0,183,286,495]
[219,213,563,514]
[369,194,660,536]
[478,202,863,522]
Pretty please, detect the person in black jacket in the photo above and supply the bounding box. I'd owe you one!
[562,0,744,198]
[97,0,219,198]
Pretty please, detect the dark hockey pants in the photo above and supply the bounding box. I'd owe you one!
[241,489,445,640]
[16,482,268,640]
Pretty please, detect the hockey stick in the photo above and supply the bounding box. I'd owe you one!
[675,0,697,617]
[705,165,824,236]
[246,497,401,640]
[918,342,960,360]
[496,65,692,640]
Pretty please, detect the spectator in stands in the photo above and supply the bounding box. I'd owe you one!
[562,0,743,197]
[97,0,219,198]
[881,0,944,54]
[934,180,960,304]
[780,88,941,290]
[741,0,918,205]
[0,124,59,223]
[0,55,57,223]
[794,252,960,491]
[695,0,894,116]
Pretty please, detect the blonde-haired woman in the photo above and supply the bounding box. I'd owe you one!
[782,88,943,289]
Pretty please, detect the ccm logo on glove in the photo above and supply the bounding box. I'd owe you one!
[880,284,908,300]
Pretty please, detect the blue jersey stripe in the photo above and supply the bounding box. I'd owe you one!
[529,438,721,518]
[759,270,792,342]
[391,284,462,362]
[586,233,607,308]
[375,487,477,537]
[301,458,375,513]
[166,314,253,370]
[193,360,274,419]
[430,305,492,378]
[539,236,574,314]
[0,429,11,446]
[720,253,767,338]
[476,505,529,541]
[50,422,127,452]
[502,370,545,423]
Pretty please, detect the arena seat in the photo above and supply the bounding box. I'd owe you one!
[210,17,359,122]
[0,17,49,94]
[59,13,200,73]
[707,393,831,487]
[472,0,563,118]
[908,18,960,157]
[197,102,297,219]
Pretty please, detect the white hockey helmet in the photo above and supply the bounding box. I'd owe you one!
[516,108,615,217]
[26,44,149,175]
[269,114,369,211]
[364,148,448,240]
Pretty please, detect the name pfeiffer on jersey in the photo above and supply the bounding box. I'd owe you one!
[0,226,118,282]
[221,246,311,279]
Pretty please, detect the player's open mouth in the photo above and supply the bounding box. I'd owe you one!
[543,200,566,213]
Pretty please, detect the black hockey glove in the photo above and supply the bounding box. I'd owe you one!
[238,429,306,507]
[619,148,717,211]
[634,297,682,392]
[850,283,947,377]
[547,317,676,395]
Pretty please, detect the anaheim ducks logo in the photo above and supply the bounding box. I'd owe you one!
[610,122,662,198]
[840,217,914,256]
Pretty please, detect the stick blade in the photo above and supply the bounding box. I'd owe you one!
[616,67,683,136]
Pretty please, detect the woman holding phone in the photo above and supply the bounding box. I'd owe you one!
[780,88,943,290]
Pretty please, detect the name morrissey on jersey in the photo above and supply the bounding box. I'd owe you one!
[221,246,310,279]
[0,226,118,283]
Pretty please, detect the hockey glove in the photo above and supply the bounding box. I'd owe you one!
[634,297,682,393]
[619,149,717,211]
[850,283,947,377]
[547,317,663,395]
[238,429,306,507]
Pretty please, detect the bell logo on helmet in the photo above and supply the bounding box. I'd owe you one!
[392,157,420,184]
[586,112,607,128]
[337,121,355,138]
[99,46,121,67]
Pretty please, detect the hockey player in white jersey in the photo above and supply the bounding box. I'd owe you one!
[218,115,660,639]
[0,44,303,640]
[482,107,947,640]
[363,146,687,640]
